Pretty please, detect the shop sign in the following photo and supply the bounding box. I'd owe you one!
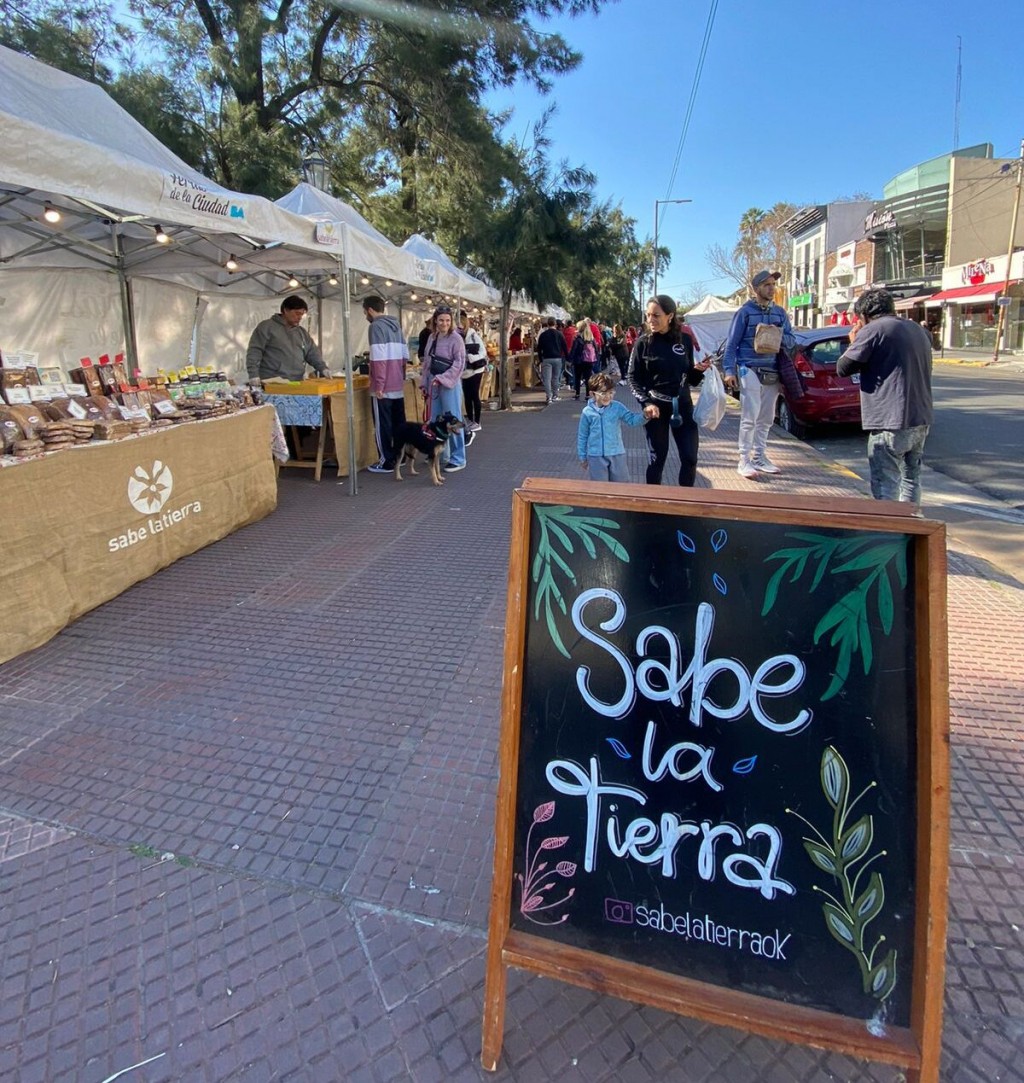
[790,292,813,307]
[961,259,995,285]
[108,459,203,554]
[863,208,896,235]
[314,220,341,246]
[413,258,438,287]
[160,172,247,223]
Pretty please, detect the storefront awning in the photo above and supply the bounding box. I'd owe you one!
[894,291,937,310]
[928,280,1020,304]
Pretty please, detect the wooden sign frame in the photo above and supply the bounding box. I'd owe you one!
[481,480,949,1082]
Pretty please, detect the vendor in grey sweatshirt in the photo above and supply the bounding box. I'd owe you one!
[246,295,329,382]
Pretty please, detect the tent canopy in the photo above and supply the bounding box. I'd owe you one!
[0,44,342,295]
[401,234,500,308]
[682,295,740,356]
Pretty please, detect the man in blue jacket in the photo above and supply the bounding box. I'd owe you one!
[722,270,795,479]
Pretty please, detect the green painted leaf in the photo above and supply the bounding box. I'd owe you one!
[823,902,856,946]
[545,519,574,555]
[804,840,838,874]
[840,815,873,861]
[821,747,849,809]
[876,570,894,634]
[576,528,597,558]
[869,949,898,999]
[531,549,544,582]
[854,872,885,924]
[590,531,629,561]
[832,546,896,573]
[548,546,576,581]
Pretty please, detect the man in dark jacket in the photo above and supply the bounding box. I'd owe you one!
[536,318,567,403]
[837,289,933,508]
[246,295,329,383]
[722,270,795,479]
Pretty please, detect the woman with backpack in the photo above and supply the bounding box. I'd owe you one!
[568,319,598,400]
[627,294,711,487]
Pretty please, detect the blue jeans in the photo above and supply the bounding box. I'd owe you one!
[428,380,466,467]
[587,454,630,482]
[867,426,929,505]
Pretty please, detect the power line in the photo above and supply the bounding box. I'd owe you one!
[663,0,718,203]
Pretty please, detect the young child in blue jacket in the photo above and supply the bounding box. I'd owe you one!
[576,372,647,482]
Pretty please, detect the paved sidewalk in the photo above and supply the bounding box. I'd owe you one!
[0,393,1022,1082]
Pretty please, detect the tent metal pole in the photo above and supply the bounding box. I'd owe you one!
[112,225,139,372]
[339,242,357,496]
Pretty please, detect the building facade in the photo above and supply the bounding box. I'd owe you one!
[785,201,874,328]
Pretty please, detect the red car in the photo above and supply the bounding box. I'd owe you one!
[775,327,860,439]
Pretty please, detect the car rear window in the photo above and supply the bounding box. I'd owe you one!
[810,338,847,365]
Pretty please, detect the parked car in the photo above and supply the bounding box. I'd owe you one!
[775,327,859,439]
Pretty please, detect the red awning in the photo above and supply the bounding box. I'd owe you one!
[928,280,1019,304]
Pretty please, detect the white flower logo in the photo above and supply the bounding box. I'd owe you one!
[128,461,173,514]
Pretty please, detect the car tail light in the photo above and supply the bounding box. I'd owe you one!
[793,352,814,377]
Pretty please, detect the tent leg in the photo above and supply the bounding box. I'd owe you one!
[113,226,139,374]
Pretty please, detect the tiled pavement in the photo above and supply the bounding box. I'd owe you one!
[1,392,1022,1082]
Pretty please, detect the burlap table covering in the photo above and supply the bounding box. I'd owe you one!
[0,406,277,665]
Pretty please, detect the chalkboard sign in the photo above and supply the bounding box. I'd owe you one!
[483,481,949,1082]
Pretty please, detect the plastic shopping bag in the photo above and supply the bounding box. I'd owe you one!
[693,366,727,431]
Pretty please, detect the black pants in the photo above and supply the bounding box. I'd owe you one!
[644,399,699,486]
[372,396,406,467]
[462,373,483,424]
[573,362,594,396]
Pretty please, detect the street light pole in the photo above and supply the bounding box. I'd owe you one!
[992,138,1023,362]
[653,198,693,299]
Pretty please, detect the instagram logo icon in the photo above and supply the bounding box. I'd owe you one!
[604,898,634,924]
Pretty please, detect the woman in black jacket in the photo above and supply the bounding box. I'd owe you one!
[627,294,710,486]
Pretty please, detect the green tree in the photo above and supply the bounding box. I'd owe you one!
[467,117,595,407]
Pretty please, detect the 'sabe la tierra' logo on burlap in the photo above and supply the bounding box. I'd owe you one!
[128,461,173,514]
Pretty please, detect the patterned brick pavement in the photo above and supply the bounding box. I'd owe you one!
[0,395,1021,1082]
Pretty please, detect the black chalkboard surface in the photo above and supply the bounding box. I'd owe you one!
[483,482,949,1081]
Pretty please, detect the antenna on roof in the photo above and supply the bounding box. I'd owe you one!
[952,36,962,151]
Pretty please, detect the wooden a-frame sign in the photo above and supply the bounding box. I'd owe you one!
[482,479,949,1082]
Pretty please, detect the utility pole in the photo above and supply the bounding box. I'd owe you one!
[653,199,692,298]
[992,138,1024,363]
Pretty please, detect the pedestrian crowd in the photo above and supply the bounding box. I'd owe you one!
[355,269,933,505]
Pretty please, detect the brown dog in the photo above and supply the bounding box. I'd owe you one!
[393,412,465,485]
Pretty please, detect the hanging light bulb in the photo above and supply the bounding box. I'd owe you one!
[360,275,370,285]
[410,292,418,301]
[384,280,393,287]
[154,225,170,244]
[288,276,300,288]
[43,204,61,224]
[425,297,433,305]
[328,274,339,286]
[225,255,239,272]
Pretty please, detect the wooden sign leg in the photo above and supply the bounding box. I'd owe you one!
[480,945,507,1071]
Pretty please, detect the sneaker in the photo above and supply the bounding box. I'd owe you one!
[465,430,476,447]
[550,395,560,403]
[737,460,759,479]
[751,456,781,474]
[367,462,392,474]
[443,462,466,473]
[467,421,482,432]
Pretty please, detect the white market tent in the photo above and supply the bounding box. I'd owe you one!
[0,44,344,376]
[683,295,741,357]
[400,234,500,309]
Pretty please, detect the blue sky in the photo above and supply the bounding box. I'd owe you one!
[486,0,1024,299]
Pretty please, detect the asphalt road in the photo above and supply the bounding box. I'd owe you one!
[793,360,1024,585]
[806,362,1024,509]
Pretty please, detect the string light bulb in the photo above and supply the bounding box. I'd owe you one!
[328,274,338,286]
[384,280,393,287]
[43,204,61,224]
[225,255,239,271]
[360,275,370,285]
[288,276,300,288]
[410,292,418,301]
[154,225,170,244]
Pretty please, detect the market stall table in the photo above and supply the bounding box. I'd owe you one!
[0,405,277,665]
